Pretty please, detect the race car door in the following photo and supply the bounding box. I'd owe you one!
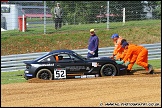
[53,53,86,79]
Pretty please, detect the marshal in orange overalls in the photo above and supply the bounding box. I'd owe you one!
[121,44,136,70]
[122,44,149,71]
[112,36,124,60]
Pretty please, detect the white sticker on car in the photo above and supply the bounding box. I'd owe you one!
[92,62,98,67]
[31,64,55,67]
[54,68,66,79]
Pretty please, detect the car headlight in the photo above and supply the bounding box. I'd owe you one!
[25,70,29,73]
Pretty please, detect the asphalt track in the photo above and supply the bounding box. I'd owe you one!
[1,69,161,107]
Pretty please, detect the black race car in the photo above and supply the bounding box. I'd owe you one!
[23,49,127,80]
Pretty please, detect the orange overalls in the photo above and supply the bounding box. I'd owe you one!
[122,44,149,71]
[55,55,59,62]
[115,47,125,60]
[113,36,123,60]
[121,44,136,70]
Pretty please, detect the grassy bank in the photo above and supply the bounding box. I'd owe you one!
[1,20,161,56]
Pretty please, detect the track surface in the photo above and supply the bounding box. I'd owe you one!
[1,69,161,107]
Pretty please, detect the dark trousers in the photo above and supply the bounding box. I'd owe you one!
[55,18,62,30]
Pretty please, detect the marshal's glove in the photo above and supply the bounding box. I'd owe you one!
[110,55,115,60]
[115,60,124,65]
[125,61,130,66]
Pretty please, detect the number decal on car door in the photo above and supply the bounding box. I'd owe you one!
[54,68,66,79]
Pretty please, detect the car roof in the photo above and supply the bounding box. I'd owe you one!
[49,49,75,54]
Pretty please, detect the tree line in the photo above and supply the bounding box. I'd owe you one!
[7,1,161,24]
[47,1,161,24]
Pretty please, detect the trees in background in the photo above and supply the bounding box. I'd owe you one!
[7,1,161,24]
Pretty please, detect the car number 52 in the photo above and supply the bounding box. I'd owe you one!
[54,68,66,79]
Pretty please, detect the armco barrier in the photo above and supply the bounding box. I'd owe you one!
[1,43,161,72]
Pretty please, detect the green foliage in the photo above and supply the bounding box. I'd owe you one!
[47,1,148,23]
[143,1,161,19]
[154,1,161,18]
[45,1,55,9]
[7,1,160,24]
[113,1,144,21]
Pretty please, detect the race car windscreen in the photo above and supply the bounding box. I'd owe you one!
[73,52,87,60]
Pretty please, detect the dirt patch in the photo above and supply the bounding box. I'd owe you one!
[1,69,161,107]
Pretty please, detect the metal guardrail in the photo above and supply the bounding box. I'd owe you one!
[1,43,161,72]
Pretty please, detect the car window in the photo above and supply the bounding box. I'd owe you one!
[59,54,70,59]
[57,54,71,62]
[40,55,55,62]
[69,54,80,61]
[61,53,80,61]
[56,53,80,62]
[73,52,87,60]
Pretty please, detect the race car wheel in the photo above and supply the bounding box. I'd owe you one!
[100,64,117,76]
[36,69,53,80]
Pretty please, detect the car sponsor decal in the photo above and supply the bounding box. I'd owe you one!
[86,67,90,70]
[25,74,33,76]
[81,75,87,78]
[92,62,100,67]
[75,74,99,79]
[31,64,41,67]
[86,75,96,78]
[65,66,85,71]
[92,62,101,67]
[120,68,126,70]
[31,63,55,67]
[41,63,55,66]
[54,68,66,79]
